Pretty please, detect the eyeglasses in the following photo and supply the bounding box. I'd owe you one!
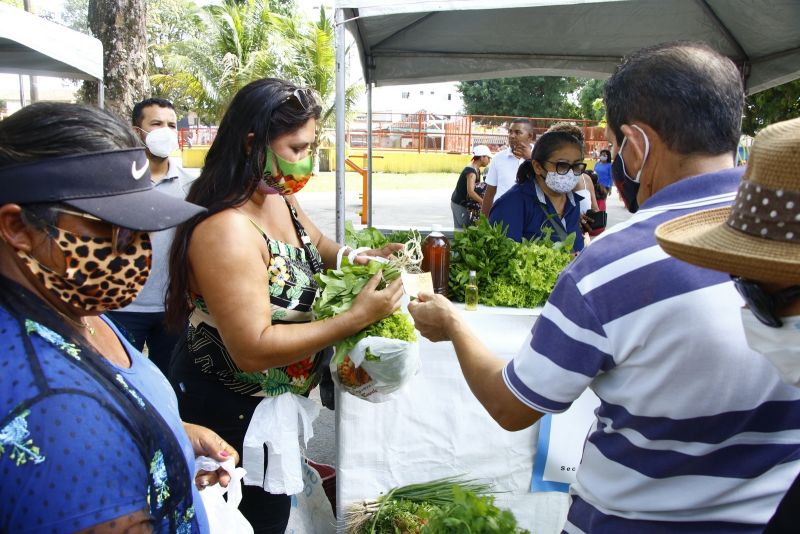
[52,208,138,255]
[543,160,587,175]
[731,276,800,327]
[282,88,318,111]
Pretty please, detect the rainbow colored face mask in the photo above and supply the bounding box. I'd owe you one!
[260,147,313,195]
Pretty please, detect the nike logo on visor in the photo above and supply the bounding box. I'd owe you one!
[131,160,149,180]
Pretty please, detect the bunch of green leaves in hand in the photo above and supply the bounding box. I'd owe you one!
[313,258,409,360]
[313,259,400,319]
[345,221,389,249]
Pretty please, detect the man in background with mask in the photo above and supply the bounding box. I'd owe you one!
[656,116,800,532]
[409,41,800,532]
[107,97,194,374]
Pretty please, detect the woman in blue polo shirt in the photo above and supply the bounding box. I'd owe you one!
[488,130,586,252]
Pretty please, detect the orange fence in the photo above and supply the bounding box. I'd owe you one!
[181,113,607,155]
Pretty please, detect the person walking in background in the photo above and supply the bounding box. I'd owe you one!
[409,41,800,533]
[593,148,613,195]
[107,98,195,375]
[481,118,535,217]
[451,144,492,227]
[488,130,586,251]
[656,117,800,533]
[165,78,403,534]
[0,102,238,534]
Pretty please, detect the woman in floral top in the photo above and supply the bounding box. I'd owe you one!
[0,103,237,533]
[166,78,403,533]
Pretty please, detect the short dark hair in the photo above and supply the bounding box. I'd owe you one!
[604,41,744,155]
[511,117,534,133]
[131,97,175,127]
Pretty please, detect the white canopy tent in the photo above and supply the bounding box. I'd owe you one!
[332,0,800,238]
[0,4,104,106]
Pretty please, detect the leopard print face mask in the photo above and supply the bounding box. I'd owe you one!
[17,225,152,312]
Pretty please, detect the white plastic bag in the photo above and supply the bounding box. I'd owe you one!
[195,456,253,534]
[242,393,320,495]
[284,460,336,534]
[332,335,419,403]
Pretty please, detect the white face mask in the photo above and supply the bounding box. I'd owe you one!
[742,308,800,387]
[599,155,608,162]
[143,127,179,158]
[544,170,581,194]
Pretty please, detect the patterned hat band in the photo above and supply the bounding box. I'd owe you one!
[726,180,800,243]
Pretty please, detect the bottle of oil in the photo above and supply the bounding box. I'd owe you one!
[421,224,450,297]
[465,270,478,311]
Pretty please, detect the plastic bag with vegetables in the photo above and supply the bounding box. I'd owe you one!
[313,258,419,402]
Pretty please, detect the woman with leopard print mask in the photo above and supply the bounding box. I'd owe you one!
[0,102,239,533]
[165,78,404,533]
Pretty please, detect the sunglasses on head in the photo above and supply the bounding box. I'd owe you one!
[731,276,800,328]
[51,208,139,255]
[543,160,587,175]
[281,88,317,111]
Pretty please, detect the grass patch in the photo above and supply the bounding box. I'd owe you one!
[304,172,458,192]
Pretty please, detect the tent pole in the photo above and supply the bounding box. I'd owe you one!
[335,8,346,243]
[98,81,105,110]
[367,81,373,227]
[18,75,25,108]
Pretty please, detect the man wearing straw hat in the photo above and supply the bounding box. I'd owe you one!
[656,117,800,533]
[409,41,800,533]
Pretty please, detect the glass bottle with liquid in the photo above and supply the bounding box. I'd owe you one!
[421,224,450,297]
[465,270,479,311]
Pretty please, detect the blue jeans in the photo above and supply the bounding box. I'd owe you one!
[106,311,181,375]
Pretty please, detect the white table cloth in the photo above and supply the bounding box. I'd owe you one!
[335,304,571,533]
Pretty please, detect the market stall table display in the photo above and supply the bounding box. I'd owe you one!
[336,303,573,533]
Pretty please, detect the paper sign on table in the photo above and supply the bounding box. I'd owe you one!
[531,389,600,493]
[401,271,434,298]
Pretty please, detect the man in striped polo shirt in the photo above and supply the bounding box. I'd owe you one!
[408,41,800,533]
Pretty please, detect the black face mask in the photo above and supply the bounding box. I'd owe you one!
[610,126,650,214]
[611,149,640,213]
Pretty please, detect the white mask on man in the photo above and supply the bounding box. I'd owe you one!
[742,308,800,387]
[143,127,179,158]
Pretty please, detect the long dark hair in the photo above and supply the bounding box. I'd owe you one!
[516,131,584,184]
[165,78,322,330]
[0,103,193,529]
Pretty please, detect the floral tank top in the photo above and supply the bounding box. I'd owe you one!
[186,202,325,397]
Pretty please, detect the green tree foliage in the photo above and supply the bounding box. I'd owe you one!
[577,78,606,121]
[458,77,581,119]
[272,6,362,152]
[151,0,290,123]
[742,80,800,136]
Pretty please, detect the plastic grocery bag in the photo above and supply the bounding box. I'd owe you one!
[195,456,253,534]
[243,393,320,495]
[284,460,336,534]
[332,336,419,403]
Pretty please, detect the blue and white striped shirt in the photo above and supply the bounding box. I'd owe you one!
[503,167,800,533]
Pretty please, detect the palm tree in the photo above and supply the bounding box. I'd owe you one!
[275,6,362,156]
[151,0,290,122]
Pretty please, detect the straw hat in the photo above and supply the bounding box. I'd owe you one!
[655,117,800,284]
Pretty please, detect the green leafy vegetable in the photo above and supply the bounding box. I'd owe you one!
[449,216,574,308]
[422,486,530,534]
[313,258,410,360]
